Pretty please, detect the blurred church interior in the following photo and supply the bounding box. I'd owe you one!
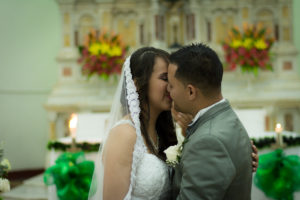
[1,0,300,199]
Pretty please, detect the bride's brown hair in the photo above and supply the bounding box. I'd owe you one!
[128,47,177,160]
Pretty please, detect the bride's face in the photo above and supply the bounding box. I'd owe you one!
[148,57,172,112]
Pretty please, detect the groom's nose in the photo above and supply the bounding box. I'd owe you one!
[167,84,170,92]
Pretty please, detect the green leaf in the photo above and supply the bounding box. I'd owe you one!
[253,67,259,76]
[87,73,93,80]
[78,46,84,54]
[257,28,266,38]
[112,35,118,42]
[100,73,109,80]
[232,28,240,36]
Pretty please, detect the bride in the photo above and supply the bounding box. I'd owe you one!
[88,47,258,200]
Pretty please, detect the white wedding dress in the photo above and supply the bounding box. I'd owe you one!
[88,56,171,200]
[114,120,171,200]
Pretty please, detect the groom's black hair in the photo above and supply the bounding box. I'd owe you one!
[169,43,223,97]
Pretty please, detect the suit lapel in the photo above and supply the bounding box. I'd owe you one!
[186,100,231,138]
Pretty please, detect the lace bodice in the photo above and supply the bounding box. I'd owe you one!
[132,153,170,200]
[114,120,171,200]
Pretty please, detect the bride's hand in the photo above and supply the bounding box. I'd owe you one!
[251,140,259,172]
[171,102,193,137]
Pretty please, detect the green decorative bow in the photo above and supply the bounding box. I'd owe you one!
[254,149,300,200]
[44,152,95,200]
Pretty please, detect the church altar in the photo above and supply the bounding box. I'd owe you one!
[45,0,300,143]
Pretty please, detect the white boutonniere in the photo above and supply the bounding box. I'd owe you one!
[164,138,188,167]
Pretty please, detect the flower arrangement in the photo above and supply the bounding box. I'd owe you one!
[222,23,275,76]
[78,29,129,80]
[0,145,11,193]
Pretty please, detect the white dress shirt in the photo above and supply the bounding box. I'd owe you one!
[188,98,226,127]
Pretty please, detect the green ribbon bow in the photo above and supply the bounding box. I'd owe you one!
[44,152,95,200]
[254,149,300,200]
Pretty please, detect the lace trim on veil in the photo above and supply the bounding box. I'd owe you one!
[123,56,147,200]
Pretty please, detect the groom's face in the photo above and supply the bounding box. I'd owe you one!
[167,64,190,113]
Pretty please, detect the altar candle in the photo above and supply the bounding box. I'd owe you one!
[69,113,78,139]
[275,123,283,146]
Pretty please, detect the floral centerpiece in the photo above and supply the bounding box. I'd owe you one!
[0,144,11,193]
[222,23,275,76]
[78,29,129,80]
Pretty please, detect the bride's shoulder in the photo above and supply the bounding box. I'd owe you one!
[108,120,136,144]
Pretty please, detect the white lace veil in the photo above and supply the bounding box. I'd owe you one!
[88,56,147,200]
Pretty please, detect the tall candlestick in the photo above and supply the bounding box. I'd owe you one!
[69,113,78,151]
[69,114,78,139]
[275,123,283,147]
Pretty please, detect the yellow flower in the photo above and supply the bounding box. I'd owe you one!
[88,43,101,55]
[231,39,242,48]
[254,39,267,50]
[242,38,253,49]
[108,46,122,57]
[99,43,110,54]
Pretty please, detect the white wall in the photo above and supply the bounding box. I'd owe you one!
[0,0,61,170]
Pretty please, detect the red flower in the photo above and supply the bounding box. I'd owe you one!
[250,48,258,57]
[226,54,231,63]
[230,63,237,70]
[223,44,230,52]
[248,60,255,66]
[238,47,247,56]
[244,51,251,59]
[258,60,265,68]
[239,59,246,66]
[231,51,238,60]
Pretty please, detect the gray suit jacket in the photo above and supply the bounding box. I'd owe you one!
[172,100,252,200]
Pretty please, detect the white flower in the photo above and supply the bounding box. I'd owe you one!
[0,178,10,192]
[164,142,182,167]
[1,158,11,171]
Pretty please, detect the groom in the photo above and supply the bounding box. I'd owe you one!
[167,43,252,200]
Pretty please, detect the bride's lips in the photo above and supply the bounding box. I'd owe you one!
[166,94,172,101]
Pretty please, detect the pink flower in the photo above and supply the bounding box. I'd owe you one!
[238,47,247,56]
[258,60,265,68]
[231,51,238,60]
[250,48,258,57]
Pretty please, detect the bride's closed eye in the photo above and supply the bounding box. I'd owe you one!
[159,73,168,82]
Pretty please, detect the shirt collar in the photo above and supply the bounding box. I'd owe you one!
[188,98,225,127]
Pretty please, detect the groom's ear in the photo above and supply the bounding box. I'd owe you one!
[187,84,197,101]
